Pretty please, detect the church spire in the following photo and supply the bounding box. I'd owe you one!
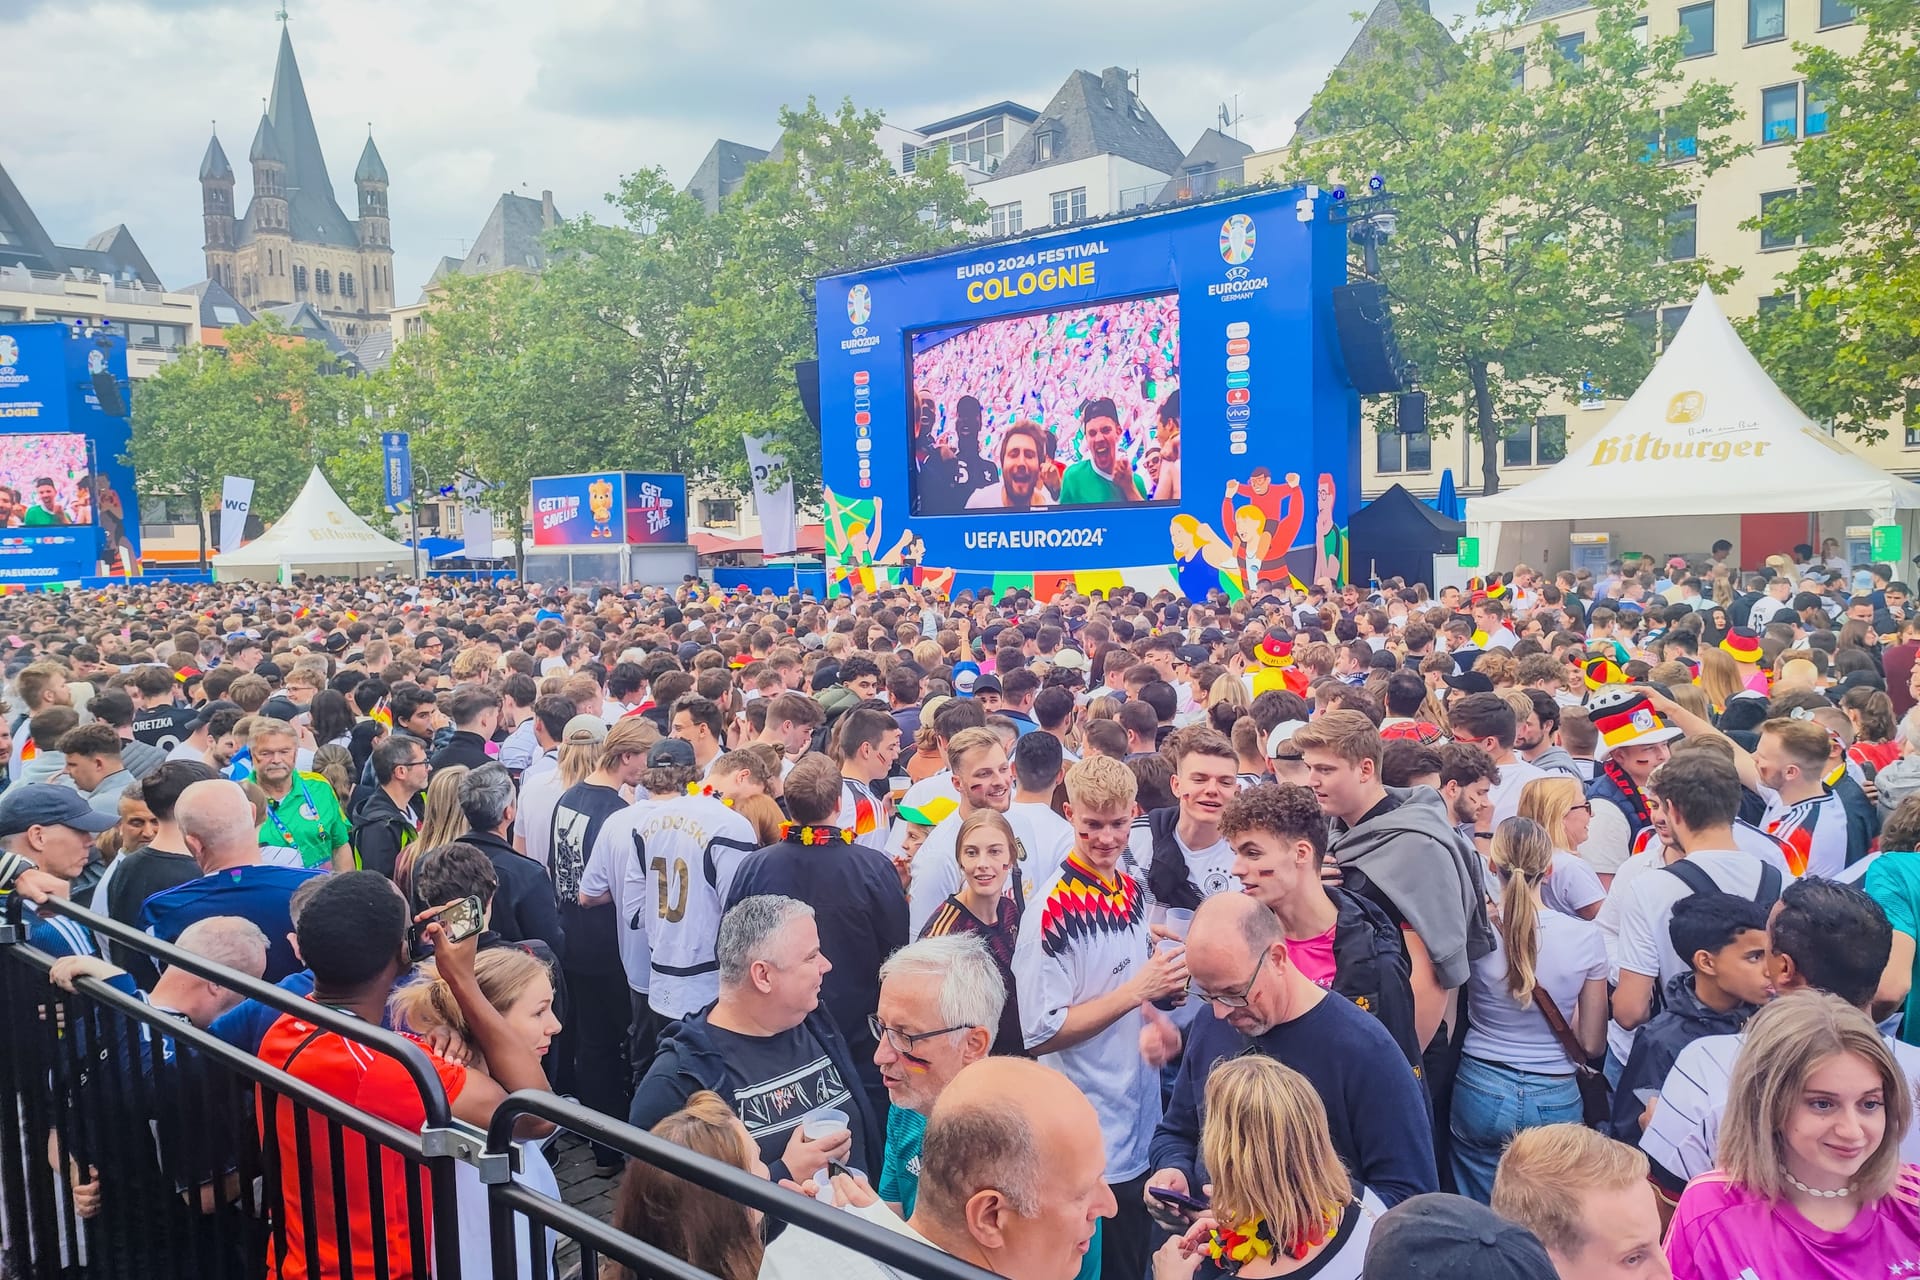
[199,128,233,182]
[354,131,388,185]
[267,25,333,198]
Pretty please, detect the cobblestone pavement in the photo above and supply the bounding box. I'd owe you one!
[550,1131,623,1278]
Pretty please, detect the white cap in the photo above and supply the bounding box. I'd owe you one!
[1266,720,1309,759]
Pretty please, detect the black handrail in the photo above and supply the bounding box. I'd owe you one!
[2,886,454,1128]
[485,1091,1000,1280]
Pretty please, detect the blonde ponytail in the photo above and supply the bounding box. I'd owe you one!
[1489,817,1555,1003]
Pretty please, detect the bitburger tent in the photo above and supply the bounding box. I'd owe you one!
[1350,483,1464,588]
[1464,286,1920,568]
[212,466,416,580]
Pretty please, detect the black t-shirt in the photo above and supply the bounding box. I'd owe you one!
[918,451,997,513]
[106,846,201,988]
[705,1021,870,1175]
[131,704,196,752]
[551,782,629,977]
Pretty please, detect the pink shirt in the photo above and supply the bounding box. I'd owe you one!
[1286,924,1338,990]
[1665,1168,1920,1280]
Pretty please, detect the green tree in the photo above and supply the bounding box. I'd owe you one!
[130,319,369,559]
[687,98,984,501]
[1744,0,1919,442]
[1294,0,1742,494]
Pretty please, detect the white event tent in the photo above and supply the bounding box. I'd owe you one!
[1464,286,1920,570]
[211,466,416,580]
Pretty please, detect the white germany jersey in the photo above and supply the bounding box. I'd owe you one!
[627,793,758,1021]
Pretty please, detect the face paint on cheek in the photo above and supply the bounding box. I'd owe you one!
[904,1060,930,1074]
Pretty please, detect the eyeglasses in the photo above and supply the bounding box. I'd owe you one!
[868,1014,971,1065]
[1568,802,1592,814]
[399,758,429,770]
[1190,949,1268,1009]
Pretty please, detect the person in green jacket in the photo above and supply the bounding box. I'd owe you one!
[1057,398,1147,506]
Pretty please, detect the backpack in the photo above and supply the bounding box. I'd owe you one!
[1663,858,1782,911]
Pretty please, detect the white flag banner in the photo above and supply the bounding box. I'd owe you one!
[744,434,796,556]
[217,475,254,555]
[462,506,493,558]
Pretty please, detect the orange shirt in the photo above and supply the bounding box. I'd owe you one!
[257,1006,468,1280]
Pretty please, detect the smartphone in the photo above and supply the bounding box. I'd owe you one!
[1148,1187,1210,1216]
[414,896,485,947]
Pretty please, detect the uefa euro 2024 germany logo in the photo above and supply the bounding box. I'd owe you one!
[1220,214,1256,266]
[847,284,872,327]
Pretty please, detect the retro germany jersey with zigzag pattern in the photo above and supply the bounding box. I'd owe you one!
[1038,851,1144,959]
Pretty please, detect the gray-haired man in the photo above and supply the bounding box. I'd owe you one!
[871,934,1003,1215]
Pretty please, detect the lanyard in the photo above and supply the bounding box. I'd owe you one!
[264,774,320,846]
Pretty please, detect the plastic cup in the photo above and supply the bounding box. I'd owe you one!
[1156,908,1194,955]
[801,1108,850,1142]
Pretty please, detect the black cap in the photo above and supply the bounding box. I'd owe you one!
[1175,644,1211,667]
[0,784,118,837]
[972,673,1002,695]
[191,699,242,730]
[1364,1194,1557,1280]
[1199,627,1227,645]
[647,738,695,768]
[1443,670,1494,695]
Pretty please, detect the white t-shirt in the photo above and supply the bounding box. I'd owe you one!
[580,796,663,994]
[627,794,758,1020]
[1580,801,1634,875]
[1759,785,1850,879]
[1489,758,1547,828]
[1613,849,1790,990]
[906,802,1073,935]
[1483,851,1605,920]
[1641,1030,1920,1181]
[1012,852,1160,1183]
[515,765,569,870]
[1461,906,1608,1073]
[1119,817,1238,912]
[758,1199,938,1280]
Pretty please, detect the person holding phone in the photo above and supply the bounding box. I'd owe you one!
[1150,1056,1386,1279]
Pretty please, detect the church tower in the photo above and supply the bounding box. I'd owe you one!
[355,133,393,316]
[246,111,292,307]
[206,23,396,336]
[198,129,236,292]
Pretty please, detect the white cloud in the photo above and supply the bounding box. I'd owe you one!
[1,0,1475,301]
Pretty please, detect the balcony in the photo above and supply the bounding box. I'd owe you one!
[0,265,194,314]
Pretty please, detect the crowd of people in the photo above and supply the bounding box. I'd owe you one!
[2,540,1920,1278]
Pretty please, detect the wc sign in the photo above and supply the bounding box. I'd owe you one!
[218,475,255,555]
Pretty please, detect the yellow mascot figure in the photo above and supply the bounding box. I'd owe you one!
[1248,634,1309,698]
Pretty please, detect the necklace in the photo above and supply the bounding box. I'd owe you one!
[1784,1171,1855,1199]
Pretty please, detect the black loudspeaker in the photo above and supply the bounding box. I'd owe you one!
[90,369,127,418]
[792,360,822,432]
[1396,390,1428,435]
[1331,282,1407,394]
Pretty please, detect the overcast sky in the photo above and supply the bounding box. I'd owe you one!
[2,0,1474,302]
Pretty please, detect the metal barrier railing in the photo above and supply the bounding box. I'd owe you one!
[481,1092,997,1280]
[0,890,465,1280]
[1,891,999,1280]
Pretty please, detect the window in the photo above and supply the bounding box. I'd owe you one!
[1757,293,1794,317]
[1377,431,1404,474]
[1760,188,1800,249]
[340,271,355,299]
[1631,16,1649,44]
[1665,117,1699,161]
[292,264,307,291]
[1502,417,1566,468]
[1051,188,1087,224]
[1761,84,1799,143]
[1820,0,1855,26]
[1553,31,1586,64]
[1505,48,1525,89]
[1035,129,1054,162]
[1908,391,1920,448]
[1748,0,1784,42]
[700,498,738,527]
[989,202,1024,237]
[315,268,331,294]
[1405,431,1431,471]
[1678,2,1715,56]
[1666,206,1698,260]
[1661,306,1692,347]
[1804,82,1832,135]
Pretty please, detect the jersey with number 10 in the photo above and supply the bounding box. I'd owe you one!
[627,793,757,1021]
